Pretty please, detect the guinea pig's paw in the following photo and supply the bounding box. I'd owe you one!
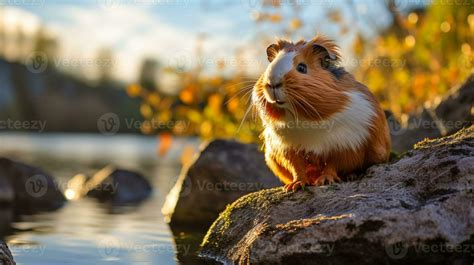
[314,174,342,186]
[284,180,310,192]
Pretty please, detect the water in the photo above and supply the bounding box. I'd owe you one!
[0,133,202,265]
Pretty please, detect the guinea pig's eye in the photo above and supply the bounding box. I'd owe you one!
[296,63,307,74]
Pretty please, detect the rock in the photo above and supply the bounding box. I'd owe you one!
[200,126,474,265]
[81,165,152,205]
[0,174,14,205]
[0,208,13,237]
[434,74,474,135]
[0,158,65,212]
[162,140,281,230]
[388,108,442,153]
[390,74,473,153]
[0,241,15,265]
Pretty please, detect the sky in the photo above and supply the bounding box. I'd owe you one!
[0,0,419,82]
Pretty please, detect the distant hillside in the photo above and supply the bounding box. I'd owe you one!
[0,59,143,133]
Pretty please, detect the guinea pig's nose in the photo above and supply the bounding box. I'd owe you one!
[267,82,283,89]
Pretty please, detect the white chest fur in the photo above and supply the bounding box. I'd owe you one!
[262,91,376,155]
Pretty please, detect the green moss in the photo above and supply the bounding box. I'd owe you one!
[414,126,473,150]
[201,187,290,248]
[389,151,400,161]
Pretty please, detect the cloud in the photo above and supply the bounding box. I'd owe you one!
[40,3,256,82]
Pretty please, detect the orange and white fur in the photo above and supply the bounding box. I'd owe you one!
[253,35,391,192]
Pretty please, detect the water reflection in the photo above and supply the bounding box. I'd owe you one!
[0,133,201,265]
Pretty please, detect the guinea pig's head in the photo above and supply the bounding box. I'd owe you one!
[253,35,350,122]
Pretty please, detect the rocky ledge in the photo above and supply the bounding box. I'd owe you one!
[0,240,15,265]
[200,126,474,265]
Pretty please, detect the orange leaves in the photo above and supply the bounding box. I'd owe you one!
[146,93,161,108]
[208,93,223,115]
[140,103,153,119]
[290,18,302,30]
[179,84,197,104]
[269,14,282,23]
[226,97,240,114]
[127,84,142,97]
[328,10,342,23]
[180,145,196,166]
[354,1,474,117]
[158,132,173,156]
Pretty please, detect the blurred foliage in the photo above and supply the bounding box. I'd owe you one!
[129,0,473,141]
[354,0,473,119]
[127,70,261,142]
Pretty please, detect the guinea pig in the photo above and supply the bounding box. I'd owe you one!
[252,35,391,192]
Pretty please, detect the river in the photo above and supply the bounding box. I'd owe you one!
[0,132,202,265]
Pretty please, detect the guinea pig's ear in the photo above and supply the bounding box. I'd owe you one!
[266,44,279,62]
[312,44,337,69]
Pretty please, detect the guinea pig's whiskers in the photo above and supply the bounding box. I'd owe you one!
[237,91,266,133]
[224,85,254,105]
[237,103,253,133]
[288,91,323,121]
[287,99,299,124]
